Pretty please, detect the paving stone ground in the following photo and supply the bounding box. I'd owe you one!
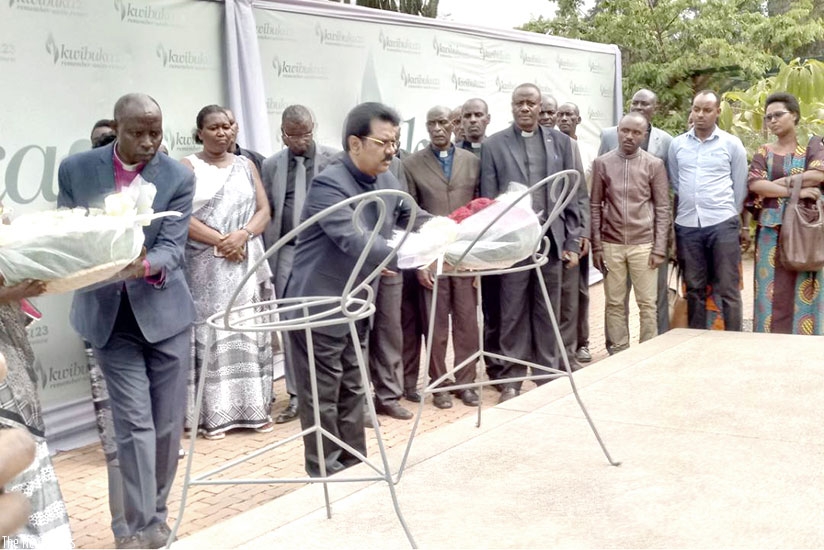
[53,258,755,549]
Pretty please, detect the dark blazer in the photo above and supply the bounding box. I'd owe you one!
[284,155,420,337]
[403,146,480,216]
[480,124,583,255]
[261,143,339,277]
[57,143,196,347]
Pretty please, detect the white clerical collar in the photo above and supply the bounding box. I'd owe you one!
[520,130,535,138]
[438,150,449,158]
[470,142,482,148]
[114,143,142,171]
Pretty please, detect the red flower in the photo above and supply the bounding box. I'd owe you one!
[448,198,494,223]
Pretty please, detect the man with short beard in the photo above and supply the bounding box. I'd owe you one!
[403,105,481,409]
[480,83,584,403]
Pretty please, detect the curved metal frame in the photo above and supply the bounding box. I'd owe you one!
[169,189,418,548]
[396,169,620,479]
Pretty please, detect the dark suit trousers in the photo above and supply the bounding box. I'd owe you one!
[421,277,478,387]
[93,294,188,535]
[275,244,298,397]
[369,274,404,406]
[481,275,505,380]
[499,256,563,390]
[289,327,367,477]
[401,270,425,392]
[560,255,590,358]
[675,216,742,331]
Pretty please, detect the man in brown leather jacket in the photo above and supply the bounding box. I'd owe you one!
[590,112,670,352]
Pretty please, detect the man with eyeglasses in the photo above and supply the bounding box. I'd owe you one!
[668,90,747,331]
[261,104,340,424]
[283,102,426,476]
[480,83,585,403]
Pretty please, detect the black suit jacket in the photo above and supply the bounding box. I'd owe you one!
[480,124,583,255]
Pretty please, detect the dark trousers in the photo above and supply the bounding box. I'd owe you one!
[421,277,478,387]
[560,254,590,357]
[93,295,189,535]
[675,216,742,331]
[401,270,425,392]
[498,254,563,390]
[369,275,403,406]
[481,275,505,381]
[289,327,367,477]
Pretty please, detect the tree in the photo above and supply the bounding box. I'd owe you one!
[720,58,824,152]
[521,0,824,135]
[332,0,438,17]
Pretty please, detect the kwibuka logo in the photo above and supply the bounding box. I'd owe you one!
[432,37,469,58]
[588,106,607,122]
[163,130,198,153]
[266,97,288,114]
[400,66,440,89]
[155,43,211,70]
[588,58,607,74]
[556,54,577,70]
[451,72,485,91]
[257,21,293,41]
[271,55,328,79]
[314,23,364,47]
[600,83,613,98]
[378,30,421,54]
[480,43,509,62]
[519,48,550,67]
[44,31,125,68]
[113,0,176,25]
[9,0,85,15]
[569,82,591,96]
[495,76,517,93]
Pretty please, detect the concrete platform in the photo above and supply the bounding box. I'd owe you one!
[172,329,824,549]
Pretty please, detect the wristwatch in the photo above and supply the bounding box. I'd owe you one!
[242,227,254,240]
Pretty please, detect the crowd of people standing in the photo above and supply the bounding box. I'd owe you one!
[1,81,822,549]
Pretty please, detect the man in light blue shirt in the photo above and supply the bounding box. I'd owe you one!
[668,90,748,331]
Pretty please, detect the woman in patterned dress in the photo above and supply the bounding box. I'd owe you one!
[0,276,73,548]
[747,92,824,334]
[182,105,274,439]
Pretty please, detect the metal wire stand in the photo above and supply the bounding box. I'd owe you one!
[396,170,620,480]
[168,190,418,548]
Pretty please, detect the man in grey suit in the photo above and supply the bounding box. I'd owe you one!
[261,105,339,424]
[598,88,673,346]
[58,93,195,549]
[404,105,481,409]
[480,83,584,403]
[284,102,422,477]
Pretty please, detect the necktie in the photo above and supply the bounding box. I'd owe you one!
[293,156,306,229]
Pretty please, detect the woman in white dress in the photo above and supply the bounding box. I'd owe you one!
[181,105,274,440]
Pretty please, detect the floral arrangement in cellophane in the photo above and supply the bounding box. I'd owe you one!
[0,177,178,293]
[392,183,542,270]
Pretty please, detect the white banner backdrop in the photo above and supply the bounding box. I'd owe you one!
[0,0,226,450]
[253,1,619,156]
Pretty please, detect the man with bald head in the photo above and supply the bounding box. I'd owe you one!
[261,104,339,424]
[403,105,481,408]
[458,98,490,157]
[591,112,669,352]
[480,83,584,402]
[59,93,195,548]
[598,88,674,347]
[539,95,558,129]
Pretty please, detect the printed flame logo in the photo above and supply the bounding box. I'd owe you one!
[272,55,281,76]
[113,0,126,20]
[163,130,174,151]
[9,0,16,7]
[314,23,323,42]
[45,33,59,64]
[155,43,167,66]
[35,359,48,390]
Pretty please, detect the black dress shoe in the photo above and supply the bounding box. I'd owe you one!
[144,522,175,549]
[403,389,422,403]
[432,392,453,409]
[115,535,146,549]
[498,387,519,404]
[375,401,413,420]
[457,388,480,407]
[276,396,299,424]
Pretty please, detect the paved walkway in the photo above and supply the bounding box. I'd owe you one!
[53,258,755,548]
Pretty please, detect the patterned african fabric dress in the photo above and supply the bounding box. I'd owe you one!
[184,155,274,437]
[0,303,73,548]
[748,138,824,334]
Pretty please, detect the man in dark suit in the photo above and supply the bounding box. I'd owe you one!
[261,104,339,424]
[284,102,422,477]
[598,88,673,347]
[58,93,195,549]
[458,97,490,157]
[404,105,481,409]
[480,83,584,403]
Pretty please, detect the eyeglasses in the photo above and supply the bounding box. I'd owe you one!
[362,136,399,149]
[764,111,790,122]
[282,130,313,140]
